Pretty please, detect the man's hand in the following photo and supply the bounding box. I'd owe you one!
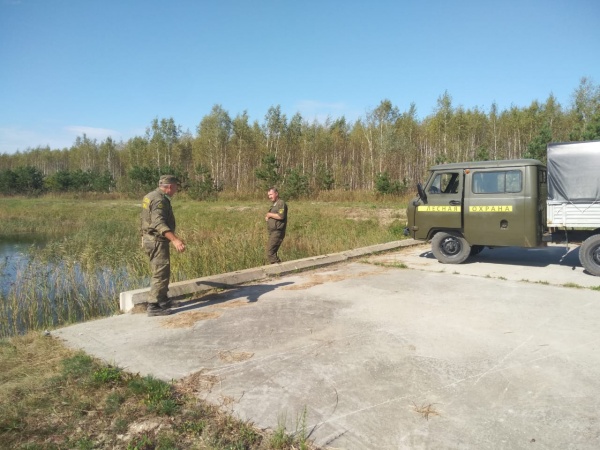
[172,238,186,253]
[164,231,186,253]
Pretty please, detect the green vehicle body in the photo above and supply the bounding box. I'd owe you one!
[406,159,546,247]
[405,153,600,276]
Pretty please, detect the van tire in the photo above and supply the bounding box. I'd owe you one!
[431,231,471,264]
[579,234,600,276]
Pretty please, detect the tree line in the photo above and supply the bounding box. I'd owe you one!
[1,77,599,199]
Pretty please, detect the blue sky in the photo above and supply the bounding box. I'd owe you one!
[1,0,598,154]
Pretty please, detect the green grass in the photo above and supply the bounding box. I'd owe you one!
[0,196,408,336]
[371,261,409,269]
[561,282,583,289]
[0,332,317,449]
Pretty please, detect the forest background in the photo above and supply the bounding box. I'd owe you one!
[1,77,599,199]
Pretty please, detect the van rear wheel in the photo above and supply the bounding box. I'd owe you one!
[431,231,471,264]
[579,234,600,276]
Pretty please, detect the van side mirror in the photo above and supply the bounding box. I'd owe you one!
[417,183,427,204]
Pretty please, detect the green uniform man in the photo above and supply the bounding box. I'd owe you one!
[265,187,287,264]
[140,175,186,316]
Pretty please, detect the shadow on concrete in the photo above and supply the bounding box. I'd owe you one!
[419,245,582,269]
[173,281,295,312]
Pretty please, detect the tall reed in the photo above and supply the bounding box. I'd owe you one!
[0,196,408,336]
[0,256,139,337]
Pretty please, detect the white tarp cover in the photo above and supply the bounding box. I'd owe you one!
[547,140,600,203]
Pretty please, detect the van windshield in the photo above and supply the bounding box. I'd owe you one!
[428,172,460,194]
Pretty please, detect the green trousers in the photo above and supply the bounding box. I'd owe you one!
[142,235,171,306]
[267,230,285,264]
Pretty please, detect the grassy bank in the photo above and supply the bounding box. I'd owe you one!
[0,332,317,449]
[1,195,408,336]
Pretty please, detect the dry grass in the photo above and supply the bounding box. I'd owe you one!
[160,310,223,328]
[177,369,222,394]
[412,401,440,420]
[281,268,388,290]
[217,350,255,363]
[0,332,318,449]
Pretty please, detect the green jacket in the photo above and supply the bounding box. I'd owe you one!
[267,198,287,232]
[141,188,176,240]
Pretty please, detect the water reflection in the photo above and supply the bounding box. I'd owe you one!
[1,240,143,337]
[0,241,38,296]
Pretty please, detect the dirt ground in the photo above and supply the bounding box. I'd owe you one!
[343,207,407,226]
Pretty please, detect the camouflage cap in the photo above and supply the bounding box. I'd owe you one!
[159,174,179,185]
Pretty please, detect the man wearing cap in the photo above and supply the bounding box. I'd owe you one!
[265,187,287,264]
[141,175,186,316]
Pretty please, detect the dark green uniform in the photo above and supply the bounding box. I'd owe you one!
[266,198,287,263]
[141,188,176,307]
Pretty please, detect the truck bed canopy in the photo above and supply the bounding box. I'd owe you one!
[547,141,600,203]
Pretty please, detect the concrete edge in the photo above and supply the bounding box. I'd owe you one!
[119,239,422,313]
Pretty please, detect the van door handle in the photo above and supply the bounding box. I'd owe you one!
[449,200,462,206]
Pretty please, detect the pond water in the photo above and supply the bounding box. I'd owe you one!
[0,240,143,337]
[0,241,38,296]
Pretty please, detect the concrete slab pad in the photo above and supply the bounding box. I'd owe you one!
[55,255,600,449]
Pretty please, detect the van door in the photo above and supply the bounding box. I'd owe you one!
[463,169,526,246]
[413,170,463,240]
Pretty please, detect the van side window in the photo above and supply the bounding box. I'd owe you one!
[429,172,460,194]
[538,168,547,184]
[473,170,522,194]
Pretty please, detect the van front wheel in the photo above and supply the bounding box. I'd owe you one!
[431,232,471,264]
[579,234,600,276]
